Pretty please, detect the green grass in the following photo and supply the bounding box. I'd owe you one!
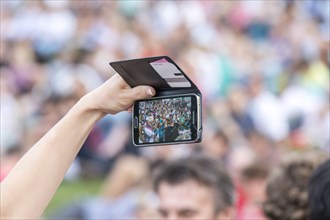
[43,178,104,217]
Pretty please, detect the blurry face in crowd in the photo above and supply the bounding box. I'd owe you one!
[157,180,232,220]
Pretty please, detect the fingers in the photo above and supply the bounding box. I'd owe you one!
[129,86,156,101]
[108,73,130,89]
[125,86,155,113]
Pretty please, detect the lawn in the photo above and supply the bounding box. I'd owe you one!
[43,178,104,217]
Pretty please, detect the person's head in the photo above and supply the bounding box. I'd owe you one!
[203,130,229,159]
[308,159,330,220]
[153,154,235,220]
[240,161,269,203]
[263,151,328,220]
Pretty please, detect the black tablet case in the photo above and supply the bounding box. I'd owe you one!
[109,56,201,97]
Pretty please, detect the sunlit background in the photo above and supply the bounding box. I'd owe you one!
[1,0,329,219]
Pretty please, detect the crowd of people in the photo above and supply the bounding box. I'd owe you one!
[138,97,192,143]
[1,0,329,219]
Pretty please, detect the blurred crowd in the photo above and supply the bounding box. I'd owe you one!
[0,0,329,219]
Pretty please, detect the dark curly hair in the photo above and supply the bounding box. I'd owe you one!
[263,151,328,220]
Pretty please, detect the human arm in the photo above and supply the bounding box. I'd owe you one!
[0,74,155,219]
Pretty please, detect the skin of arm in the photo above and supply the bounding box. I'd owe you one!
[0,74,155,219]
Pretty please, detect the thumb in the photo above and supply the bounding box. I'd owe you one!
[129,86,156,101]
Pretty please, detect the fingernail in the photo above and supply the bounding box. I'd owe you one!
[148,88,155,96]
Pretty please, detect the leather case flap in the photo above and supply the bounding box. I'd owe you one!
[110,56,200,96]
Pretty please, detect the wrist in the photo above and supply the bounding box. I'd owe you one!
[73,94,107,123]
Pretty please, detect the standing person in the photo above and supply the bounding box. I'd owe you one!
[179,113,185,131]
[164,120,179,142]
[153,154,235,219]
[144,116,155,143]
[157,116,165,142]
[0,74,156,219]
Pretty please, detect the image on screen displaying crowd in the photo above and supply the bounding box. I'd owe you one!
[138,97,192,143]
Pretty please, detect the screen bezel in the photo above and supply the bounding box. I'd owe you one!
[133,94,200,146]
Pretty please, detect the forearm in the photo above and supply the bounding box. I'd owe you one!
[0,95,104,219]
[0,73,155,219]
